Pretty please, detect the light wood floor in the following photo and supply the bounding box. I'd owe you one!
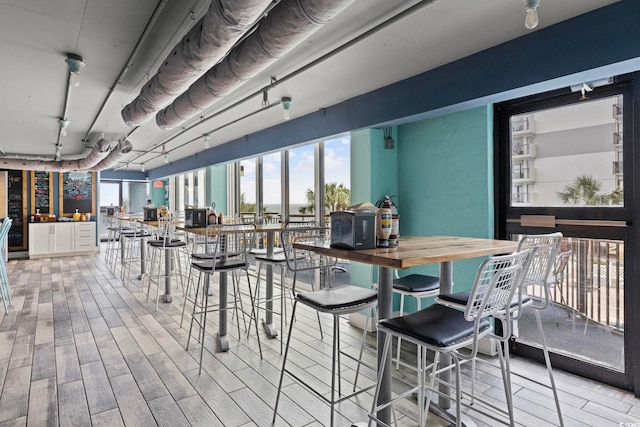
[0,248,638,426]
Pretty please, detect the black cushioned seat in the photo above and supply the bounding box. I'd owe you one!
[393,274,439,293]
[148,239,186,248]
[190,253,217,260]
[120,230,152,238]
[253,252,287,263]
[191,260,247,271]
[297,286,378,312]
[380,304,490,347]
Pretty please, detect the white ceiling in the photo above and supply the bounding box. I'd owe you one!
[0,0,619,172]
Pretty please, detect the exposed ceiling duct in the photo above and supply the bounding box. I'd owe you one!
[155,0,356,130]
[0,139,130,172]
[121,0,274,127]
[90,140,133,171]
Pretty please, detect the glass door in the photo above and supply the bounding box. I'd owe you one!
[495,79,633,390]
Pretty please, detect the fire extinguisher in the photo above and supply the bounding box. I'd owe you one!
[376,195,399,247]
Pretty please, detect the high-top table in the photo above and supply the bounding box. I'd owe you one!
[177,222,286,350]
[293,235,518,426]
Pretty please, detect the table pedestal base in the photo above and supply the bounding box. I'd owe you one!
[218,333,229,352]
[262,321,278,338]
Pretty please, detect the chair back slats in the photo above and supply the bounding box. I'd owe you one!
[552,250,572,278]
[517,232,562,286]
[0,218,12,241]
[281,226,336,275]
[465,249,534,337]
[517,232,563,311]
[205,223,256,265]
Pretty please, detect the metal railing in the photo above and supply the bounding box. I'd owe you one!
[525,237,624,332]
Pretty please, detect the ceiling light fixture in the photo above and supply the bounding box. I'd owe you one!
[203,134,211,149]
[58,119,70,137]
[281,97,292,120]
[162,145,169,164]
[262,90,269,108]
[54,144,62,160]
[141,163,145,172]
[65,53,85,87]
[524,0,540,29]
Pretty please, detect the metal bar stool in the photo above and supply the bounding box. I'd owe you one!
[185,223,263,371]
[369,249,533,427]
[438,232,564,426]
[250,220,319,353]
[143,216,187,310]
[272,227,378,427]
[0,218,13,314]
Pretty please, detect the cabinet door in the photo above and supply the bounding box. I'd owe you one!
[28,224,52,256]
[53,223,74,254]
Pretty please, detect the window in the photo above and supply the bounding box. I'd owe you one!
[509,96,623,207]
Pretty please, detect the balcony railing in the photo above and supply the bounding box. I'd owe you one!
[613,132,623,147]
[512,192,531,203]
[512,167,535,181]
[612,103,623,117]
[613,161,623,175]
[512,137,535,157]
[511,114,534,133]
[524,237,624,332]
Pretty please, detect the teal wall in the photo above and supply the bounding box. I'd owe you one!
[206,164,228,214]
[150,180,168,207]
[350,128,399,293]
[350,106,494,312]
[395,105,494,311]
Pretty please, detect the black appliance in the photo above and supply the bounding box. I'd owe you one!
[106,207,116,217]
[330,210,376,250]
[185,208,208,228]
[143,207,158,221]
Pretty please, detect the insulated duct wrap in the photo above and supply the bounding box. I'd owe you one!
[0,139,115,172]
[91,140,133,171]
[156,0,355,129]
[121,0,272,126]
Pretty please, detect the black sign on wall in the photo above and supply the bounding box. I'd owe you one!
[7,170,26,250]
[32,171,52,214]
[61,171,95,215]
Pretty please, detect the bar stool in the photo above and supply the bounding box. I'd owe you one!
[250,220,319,353]
[272,227,378,427]
[143,216,188,310]
[437,232,564,426]
[353,267,440,390]
[369,249,533,427]
[120,215,152,286]
[185,223,263,372]
[0,218,13,314]
[105,213,130,270]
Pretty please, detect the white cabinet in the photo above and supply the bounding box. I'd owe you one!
[74,222,96,253]
[29,222,97,259]
[54,223,75,254]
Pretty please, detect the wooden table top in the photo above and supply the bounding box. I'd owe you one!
[176,222,286,235]
[293,235,519,270]
[137,219,183,227]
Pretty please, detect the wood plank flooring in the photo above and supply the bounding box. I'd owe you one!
[0,248,638,426]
